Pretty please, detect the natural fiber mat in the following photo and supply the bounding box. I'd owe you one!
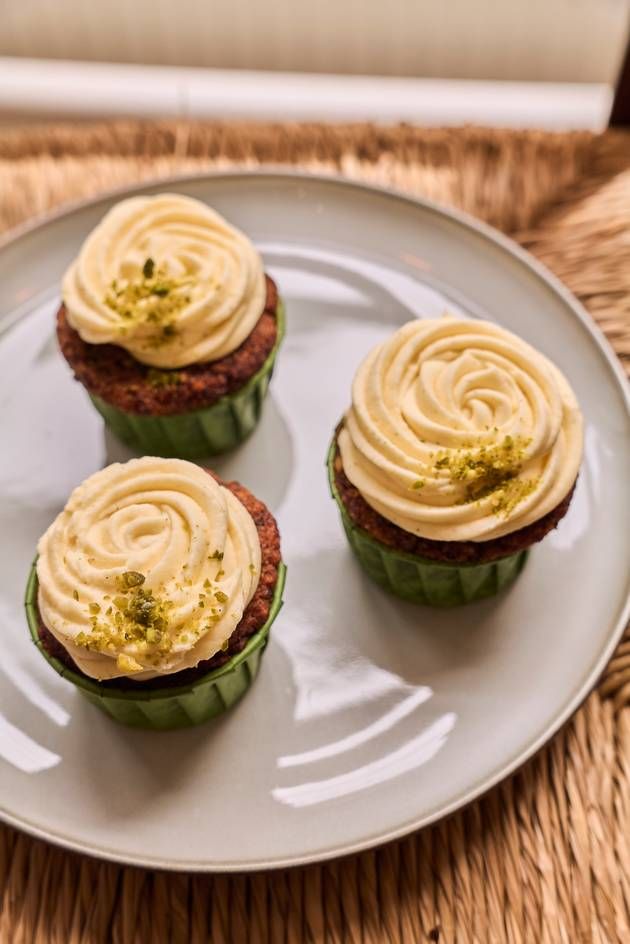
[0,121,629,943]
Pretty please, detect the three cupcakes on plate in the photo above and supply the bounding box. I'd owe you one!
[328,317,583,606]
[26,187,585,733]
[58,193,285,458]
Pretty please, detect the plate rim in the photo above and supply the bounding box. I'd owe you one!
[0,168,628,872]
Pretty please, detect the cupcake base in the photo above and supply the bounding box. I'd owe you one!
[89,301,285,459]
[327,440,527,607]
[25,562,286,730]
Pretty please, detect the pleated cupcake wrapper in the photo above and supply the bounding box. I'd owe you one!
[326,439,527,607]
[89,301,285,460]
[25,561,287,730]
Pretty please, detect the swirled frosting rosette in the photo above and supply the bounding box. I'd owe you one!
[62,193,266,368]
[338,318,583,543]
[36,458,261,681]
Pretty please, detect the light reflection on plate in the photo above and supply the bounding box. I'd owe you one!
[273,712,456,808]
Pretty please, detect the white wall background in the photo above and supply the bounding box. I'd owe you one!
[1,0,628,84]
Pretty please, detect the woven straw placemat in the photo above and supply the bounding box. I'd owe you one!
[0,121,628,944]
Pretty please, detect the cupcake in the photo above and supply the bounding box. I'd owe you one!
[328,318,583,607]
[58,194,285,458]
[25,457,286,729]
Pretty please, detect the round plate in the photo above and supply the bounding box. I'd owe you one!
[0,173,628,872]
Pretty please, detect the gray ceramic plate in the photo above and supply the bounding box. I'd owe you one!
[0,172,628,872]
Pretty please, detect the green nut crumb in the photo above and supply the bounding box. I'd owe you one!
[433,435,538,517]
[75,579,174,663]
[103,260,193,347]
[146,368,181,388]
[116,571,146,591]
[117,653,143,674]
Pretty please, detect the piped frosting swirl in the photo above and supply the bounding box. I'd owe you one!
[62,193,266,368]
[36,458,261,680]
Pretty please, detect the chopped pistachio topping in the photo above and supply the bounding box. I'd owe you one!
[209,550,224,561]
[411,479,425,491]
[146,367,181,388]
[104,259,193,347]
[72,565,235,671]
[117,653,143,674]
[116,570,145,590]
[72,589,79,601]
[490,477,539,516]
[433,435,538,517]
[75,573,175,664]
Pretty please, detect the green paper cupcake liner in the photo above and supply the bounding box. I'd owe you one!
[327,439,527,607]
[89,301,285,459]
[25,561,286,730]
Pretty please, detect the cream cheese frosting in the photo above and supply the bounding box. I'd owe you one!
[338,318,583,543]
[62,193,266,368]
[36,457,261,681]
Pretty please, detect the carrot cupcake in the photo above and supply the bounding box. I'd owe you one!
[58,193,285,458]
[328,318,583,606]
[25,457,286,728]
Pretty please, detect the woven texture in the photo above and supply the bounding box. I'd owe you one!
[0,120,629,943]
